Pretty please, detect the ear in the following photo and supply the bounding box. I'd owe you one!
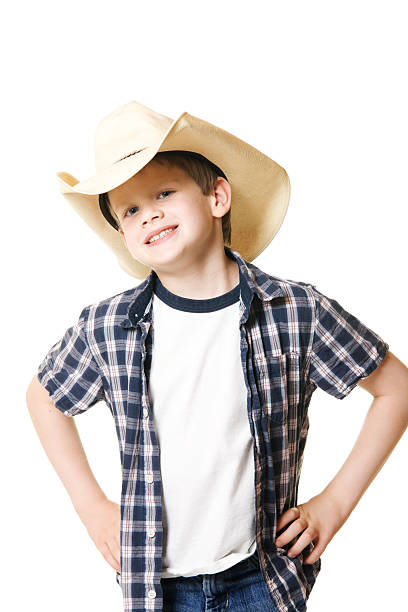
[211,177,232,218]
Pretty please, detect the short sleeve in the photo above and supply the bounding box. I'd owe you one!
[308,285,389,400]
[37,306,105,416]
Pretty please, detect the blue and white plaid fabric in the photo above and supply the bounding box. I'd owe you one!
[37,246,389,612]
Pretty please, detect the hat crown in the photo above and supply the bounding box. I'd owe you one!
[93,101,173,170]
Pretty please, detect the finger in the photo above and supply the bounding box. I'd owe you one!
[276,506,301,531]
[107,536,120,563]
[275,514,307,546]
[102,541,121,573]
[108,540,121,572]
[287,529,315,558]
[303,539,325,564]
[111,537,121,571]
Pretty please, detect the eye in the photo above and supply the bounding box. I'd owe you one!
[158,190,173,199]
[124,206,139,217]
[124,191,173,218]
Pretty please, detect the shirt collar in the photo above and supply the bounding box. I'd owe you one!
[119,246,285,329]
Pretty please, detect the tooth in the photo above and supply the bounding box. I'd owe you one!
[148,227,175,243]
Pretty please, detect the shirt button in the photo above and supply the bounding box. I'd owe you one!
[147,589,156,599]
[143,408,149,418]
[147,528,155,537]
[146,473,154,483]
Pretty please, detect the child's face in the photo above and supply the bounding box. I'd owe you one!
[107,161,231,273]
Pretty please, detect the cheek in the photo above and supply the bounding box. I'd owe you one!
[121,228,140,251]
[185,208,211,233]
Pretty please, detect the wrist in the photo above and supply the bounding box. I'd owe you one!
[73,489,108,522]
[321,486,355,523]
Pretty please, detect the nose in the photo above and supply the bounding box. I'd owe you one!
[141,205,164,227]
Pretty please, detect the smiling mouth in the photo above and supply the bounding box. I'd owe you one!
[145,226,179,246]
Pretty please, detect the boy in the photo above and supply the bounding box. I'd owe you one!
[26,100,408,612]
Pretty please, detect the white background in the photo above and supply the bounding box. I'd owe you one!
[3,1,407,610]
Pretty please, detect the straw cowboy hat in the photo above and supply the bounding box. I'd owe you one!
[56,100,291,279]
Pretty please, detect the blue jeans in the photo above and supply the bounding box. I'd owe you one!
[161,548,278,611]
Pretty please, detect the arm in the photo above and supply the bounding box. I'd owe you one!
[322,350,408,521]
[26,374,121,573]
[275,350,408,563]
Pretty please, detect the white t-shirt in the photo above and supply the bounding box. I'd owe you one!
[148,274,257,578]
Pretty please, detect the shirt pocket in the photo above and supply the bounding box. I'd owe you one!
[254,352,304,425]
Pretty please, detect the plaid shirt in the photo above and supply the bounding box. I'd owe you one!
[37,246,389,612]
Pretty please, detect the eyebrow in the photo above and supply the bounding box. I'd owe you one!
[113,201,130,214]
